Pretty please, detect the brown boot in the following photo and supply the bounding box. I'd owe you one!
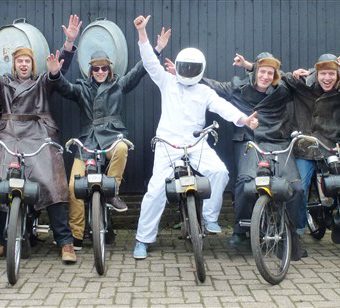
[107,196,128,212]
[61,244,77,263]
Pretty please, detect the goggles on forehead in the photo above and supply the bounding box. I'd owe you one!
[92,65,109,73]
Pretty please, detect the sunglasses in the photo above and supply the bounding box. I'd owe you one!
[92,66,109,73]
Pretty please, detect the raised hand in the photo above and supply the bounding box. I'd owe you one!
[244,111,259,130]
[155,27,171,52]
[62,14,82,43]
[233,53,246,67]
[134,15,151,30]
[292,68,310,79]
[164,58,176,75]
[47,50,64,75]
[233,53,253,70]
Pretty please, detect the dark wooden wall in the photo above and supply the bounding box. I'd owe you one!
[1,0,340,193]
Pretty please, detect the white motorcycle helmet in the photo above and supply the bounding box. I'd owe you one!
[175,47,206,86]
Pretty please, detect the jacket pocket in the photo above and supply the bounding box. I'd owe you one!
[42,118,59,134]
[112,120,126,130]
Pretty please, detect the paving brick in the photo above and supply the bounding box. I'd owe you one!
[0,228,340,307]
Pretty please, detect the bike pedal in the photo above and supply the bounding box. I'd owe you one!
[34,225,50,234]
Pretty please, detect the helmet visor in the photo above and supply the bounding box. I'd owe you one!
[176,62,203,78]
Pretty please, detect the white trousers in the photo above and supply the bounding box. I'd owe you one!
[136,141,229,243]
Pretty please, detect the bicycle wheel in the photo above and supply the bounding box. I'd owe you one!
[7,196,23,285]
[91,191,105,275]
[187,194,206,282]
[306,208,326,240]
[180,202,189,240]
[250,195,291,285]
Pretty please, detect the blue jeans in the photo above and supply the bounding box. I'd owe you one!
[46,203,73,247]
[0,203,73,247]
[295,158,316,233]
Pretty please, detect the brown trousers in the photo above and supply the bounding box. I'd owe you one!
[69,141,128,240]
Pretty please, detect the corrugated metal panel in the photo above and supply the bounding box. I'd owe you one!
[1,0,340,193]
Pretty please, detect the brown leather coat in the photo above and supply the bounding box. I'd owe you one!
[0,49,75,210]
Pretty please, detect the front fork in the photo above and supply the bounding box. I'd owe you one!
[86,192,108,235]
[181,193,205,236]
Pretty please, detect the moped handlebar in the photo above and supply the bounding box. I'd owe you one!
[151,122,219,151]
[65,134,134,154]
[246,132,337,157]
[0,138,64,158]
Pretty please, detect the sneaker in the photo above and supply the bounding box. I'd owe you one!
[133,241,148,259]
[73,237,83,251]
[61,244,77,263]
[205,221,222,233]
[0,245,4,257]
[229,233,249,246]
[107,196,128,212]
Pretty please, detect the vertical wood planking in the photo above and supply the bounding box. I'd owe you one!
[0,0,338,192]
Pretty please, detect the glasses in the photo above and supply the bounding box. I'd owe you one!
[92,66,109,73]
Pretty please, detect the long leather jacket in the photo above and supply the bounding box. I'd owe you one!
[0,48,75,210]
[48,61,146,155]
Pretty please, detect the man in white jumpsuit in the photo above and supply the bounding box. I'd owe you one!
[133,15,258,259]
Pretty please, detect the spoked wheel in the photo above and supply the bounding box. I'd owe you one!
[306,208,326,240]
[7,196,24,285]
[186,194,206,282]
[91,191,106,275]
[250,195,292,285]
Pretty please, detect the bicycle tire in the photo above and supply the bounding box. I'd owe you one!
[306,209,326,240]
[250,195,291,285]
[180,202,189,240]
[91,191,105,275]
[187,194,206,282]
[7,196,23,285]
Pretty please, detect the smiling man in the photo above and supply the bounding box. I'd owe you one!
[193,52,305,259]
[46,25,171,251]
[0,14,82,262]
[282,54,340,240]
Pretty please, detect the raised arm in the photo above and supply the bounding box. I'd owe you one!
[134,15,170,88]
[233,53,253,71]
[120,24,171,93]
[46,50,82,101]
[61,14,82,52]
[59,14,82,75]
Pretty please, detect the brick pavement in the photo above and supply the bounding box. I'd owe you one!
[0,228,340,307]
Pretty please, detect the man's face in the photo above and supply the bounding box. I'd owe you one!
[15,55,32,80]
[255,66,275,92]
[91,65,109,83]
[317,69,338,92]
